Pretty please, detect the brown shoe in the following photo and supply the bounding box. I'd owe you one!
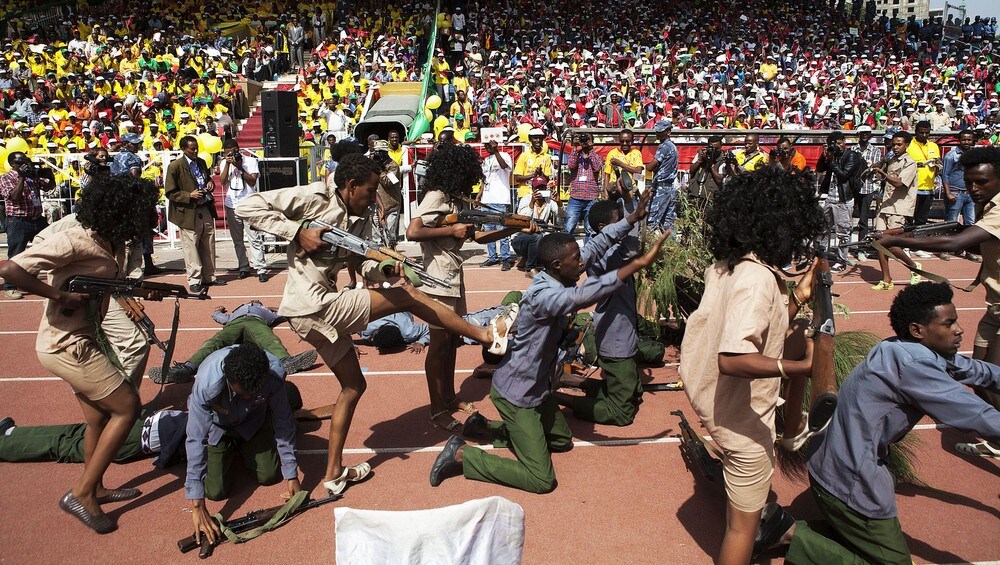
[58,491,116,534]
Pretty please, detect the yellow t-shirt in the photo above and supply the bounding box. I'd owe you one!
[604,148,644,185]
[513,149,553,198]
[906,139,940,194]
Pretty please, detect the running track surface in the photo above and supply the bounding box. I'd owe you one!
[0,254,998,564]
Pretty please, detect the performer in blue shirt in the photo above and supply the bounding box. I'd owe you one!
[755,282,1000,562]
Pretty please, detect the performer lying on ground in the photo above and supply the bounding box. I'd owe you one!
[875,146,1000,459]
[237,152,512,497]
[0,381,302,465]
[678,167,827,565]
[429,201,668,494]
[149,300,317,384]
[754,282,1000,563]
[0,174,160,534]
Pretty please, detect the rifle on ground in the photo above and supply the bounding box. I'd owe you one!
[177,493,341,558]
[441,209,560,233]
[781,254,838,452]
[62,276,208,352]
[306,219,452,289]
[671,410,723,482]
[837,221,965,249]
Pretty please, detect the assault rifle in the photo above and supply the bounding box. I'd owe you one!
[838,221,965,249]
[441,209,560,232]
[781,253,838,452]
[671,410,723,482]
[62,276,208,352]
[306,219,452,289]
[177,493,341,558]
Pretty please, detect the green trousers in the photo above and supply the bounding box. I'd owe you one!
[786,477,911,565]
[461,387,573,494]
[569,355,642,426]
[0,418,145,464]
[204,418,282,501]
[189,317,290,367]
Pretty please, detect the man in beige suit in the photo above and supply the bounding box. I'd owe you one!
[165,135,224,293]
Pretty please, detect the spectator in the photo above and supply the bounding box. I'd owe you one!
[477,140,515,270]
[564,132,603,243]
[220,139,266,283]
[0,151,52,299]
[164,135,220,294]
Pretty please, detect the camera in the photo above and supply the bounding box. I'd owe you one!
[705,147,721,161]
[772,147,788,159]
[722,152,738,165]
[826,140,842,155]
[10,154,48,178]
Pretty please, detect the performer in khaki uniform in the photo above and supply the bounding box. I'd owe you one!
[869,130,920,291]
[406,143,529,433]
[678,168,826,563]
[237,153,510,496]
[0,175,159,534]
[165,135,219,293]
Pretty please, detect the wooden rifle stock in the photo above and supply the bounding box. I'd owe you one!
[114,296,169,352]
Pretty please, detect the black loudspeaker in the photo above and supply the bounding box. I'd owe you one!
[261,91,299,158]
[260,157,308,191]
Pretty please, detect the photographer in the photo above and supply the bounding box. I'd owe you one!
[221,139,265,282]
[770,137,807,172]
[565,132,603,243]
[370,140,403,249]
[687,135,732,202]
[817,131,864,270]
[0,151,53,299]
[80,148,111,192]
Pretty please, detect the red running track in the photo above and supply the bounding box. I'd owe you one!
[0,256,997,564]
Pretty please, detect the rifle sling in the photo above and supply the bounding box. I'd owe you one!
[213,491,308,544]
[870,240,980,292]
[687,426,724,460]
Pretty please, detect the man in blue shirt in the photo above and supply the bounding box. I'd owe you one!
[942,131,976,254]
[644,119,678,232]
[754,282,1000,562]
[185,344,301,545]
[429,194,666,493]
[110,134,144,178]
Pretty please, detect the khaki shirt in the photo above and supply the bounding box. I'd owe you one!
[974,192,1000,305]
[680,255,789,453]
[12,226,125,353]
[416,190,465,299]
[34,213,143,279]
[236,180,384,318]
[879,154,918,218]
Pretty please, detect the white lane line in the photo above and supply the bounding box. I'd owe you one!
[296,423,950,456]
[846,307,985,315]
[0,289,517,304]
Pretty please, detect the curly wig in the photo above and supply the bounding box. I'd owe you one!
[889,282,953,340]
[423,142,484,197]
[76,174,159,246]
[705,167,826,270]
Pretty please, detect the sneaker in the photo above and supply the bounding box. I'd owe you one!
[910,262,922,286]
[480,258,501,267]
[856,251,868,262]
[282,350,318,374]
[3,289,23,300]
[938,252,952,261]
[966,252,982,263]
[500,259,513,272]
[871,280,894,291]
[258,273,269,283]
[913,250,933,259]
[189,284,203,294]
[829,262,846,273]
[165,362,196,384]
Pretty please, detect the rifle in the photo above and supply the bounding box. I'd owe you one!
[306,219,452,289]
[62,276,208,352]
[441,209,560,233]
[671,410,723,482]
[551,315,592,390]
[177,493,341,559]
[837,221,965,250]
[781,254,838,452]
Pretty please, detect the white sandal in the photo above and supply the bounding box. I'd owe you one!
[323,462,372,495]
[487,304,519,356]
[955,440,1000,459]
[778,410,834,452]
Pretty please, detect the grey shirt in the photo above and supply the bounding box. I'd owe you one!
[184,346,297,499]
[490,219,632,408]
[809,338,1000,519]
[589,198,641,358]
[212,301,283,327]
